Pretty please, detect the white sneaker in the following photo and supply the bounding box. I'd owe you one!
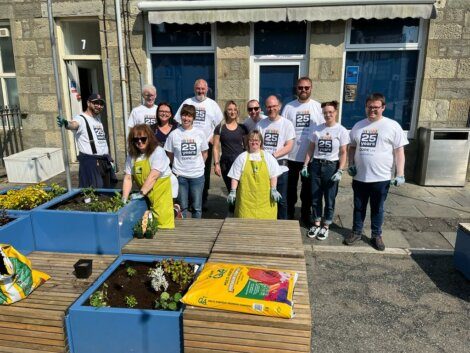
[316,227,329,240]
[307,225,321,238]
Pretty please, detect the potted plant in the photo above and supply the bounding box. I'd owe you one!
[0,208,35,255]
[30,188,147,254]
[65,254,206,353]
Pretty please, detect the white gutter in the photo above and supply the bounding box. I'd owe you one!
[138,0,435,11]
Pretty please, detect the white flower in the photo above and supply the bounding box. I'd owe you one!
[148,266,169,292]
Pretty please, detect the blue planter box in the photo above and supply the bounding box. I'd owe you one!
[455,224,470,280]
[65,254,206,353]
[31,189,147,254]
[0,215,35,255]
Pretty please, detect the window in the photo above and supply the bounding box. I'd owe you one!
[0,24,18,106]
[251,22,308,107]
[62,21,101,56]
[149,23,215,109]
[342,18,426,133]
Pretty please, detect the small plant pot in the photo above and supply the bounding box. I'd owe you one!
[144,231,154,239]
[74,259,93,279]
[134,232,144,239]
[83,197,92,204]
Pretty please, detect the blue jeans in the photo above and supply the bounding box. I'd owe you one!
[177,175,205,219]
[352,179,390,237]
[309,159,339,225]
[276,170,289,220]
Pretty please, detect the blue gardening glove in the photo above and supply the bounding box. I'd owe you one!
[300,165,309,178]
[347,165,357,176]
[121,197,128,204]
[227,189,236,205]
[331,169,343,182]
[270,187,282,203]
[391,175,405,186]
[130,192,144,200]
[57,116,68,128]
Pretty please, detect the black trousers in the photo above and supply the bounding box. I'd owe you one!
[203,143,213,203]
[287,160,312,221]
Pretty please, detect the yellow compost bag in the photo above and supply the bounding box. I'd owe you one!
[181,262,298,318]
[0,244,50,305]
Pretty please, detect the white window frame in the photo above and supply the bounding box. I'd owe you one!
[0,22,17,107]
[146,21,216,85]
[249,22,310,101]
[340,18,428,138]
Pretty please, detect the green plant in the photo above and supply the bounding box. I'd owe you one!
[0,183,66,210]
[160,259,195,290]
[89,283,109,308]
[125,295,138,308]
[144,217,158,239]
[133,221,144,239]
[82,187,98,202]
[154,291,182,311]
[0,208,11,226]
[80,189,125,213]
[126,266,137,277]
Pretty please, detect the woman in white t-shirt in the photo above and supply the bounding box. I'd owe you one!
[227,130,282,219]
[122,124,174,229]
[164,104,209,219]
[302,101,350,240]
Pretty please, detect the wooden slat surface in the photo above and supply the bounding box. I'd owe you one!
[0,252,116,353]
[122,219,224,257]
[211,218,305,258]
[183,253,311,353]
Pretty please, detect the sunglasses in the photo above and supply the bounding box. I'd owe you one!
[133,136,148,144]
[297,86,311,91]
[247,107,260,112]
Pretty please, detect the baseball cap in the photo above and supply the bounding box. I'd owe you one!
[87,93,105,105]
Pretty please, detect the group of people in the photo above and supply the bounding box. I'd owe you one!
[57,76,407,251]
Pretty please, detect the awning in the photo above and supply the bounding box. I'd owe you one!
[139,0,437,25]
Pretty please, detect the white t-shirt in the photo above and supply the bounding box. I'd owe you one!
[310,123,350,161]
[72,113,109,156]
[228,151,281,181]
[350,117,409,182]
[282,99,324,162]
[124,146,171,178]
[164,126,209,178]
[174,97,223,141]
[243,114,267,132]
[127,105,158,129]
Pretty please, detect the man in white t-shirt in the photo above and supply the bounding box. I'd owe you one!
[243,99,266,132]
[257,95,296,219]
[127,84,158,135]
[174,79,223,205]
[345,93,408,251]
[57,93,116,188]
[282,77,324,224]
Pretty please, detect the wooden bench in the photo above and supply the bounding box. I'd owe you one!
[0,252,116,353]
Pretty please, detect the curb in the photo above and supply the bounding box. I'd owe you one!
[306,245,455,256]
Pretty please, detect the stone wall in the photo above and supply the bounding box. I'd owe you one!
[419,0,470,129]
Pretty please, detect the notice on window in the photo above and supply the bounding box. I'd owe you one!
[345,66,359,85]
[344,84,357,102]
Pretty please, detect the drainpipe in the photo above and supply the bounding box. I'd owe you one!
[47,0,72,191]
[115,0,128,155]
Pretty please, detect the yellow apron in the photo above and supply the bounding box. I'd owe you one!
[133,158,175,229]
[235,151,277,219]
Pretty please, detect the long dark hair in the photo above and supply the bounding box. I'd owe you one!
[127,124,159,159]
[156,102,176,127]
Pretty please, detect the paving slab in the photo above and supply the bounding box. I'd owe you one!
[415,204,462,218]
[383,230,410,248]
[440,231,457,248]
[404,231,454,250]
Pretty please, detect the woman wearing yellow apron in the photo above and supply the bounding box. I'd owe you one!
[227,130,282,219]
[122,124,174,229]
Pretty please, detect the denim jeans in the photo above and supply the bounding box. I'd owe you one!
[177,175,205,219]
[287,160,312,221]
[352,179,390,237]
[309,159,339,225]
[276,170,289,220]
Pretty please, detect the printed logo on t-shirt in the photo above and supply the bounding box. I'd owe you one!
[135,166,142,174]
[295,112,311,128]
[263,129,279,148]
[360,129,378,148]
[93,126,106,141]
[318,133,333,153]
[144,115,156,125]
[181,139,197,157]
[195,108,206,123]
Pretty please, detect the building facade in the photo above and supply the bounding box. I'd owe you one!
[0,0,469,177]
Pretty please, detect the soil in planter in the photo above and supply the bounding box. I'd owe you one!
[51,192,122,212]
[0,210,13,226]
[86,260,196,310]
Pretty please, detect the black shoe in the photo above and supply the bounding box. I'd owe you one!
[371,236,385,251]
[344,231,362,245]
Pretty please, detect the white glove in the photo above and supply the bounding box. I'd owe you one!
[300,165,309,178]
[391,176,405,186]
[270,188,282,203]
[331,169,343,182]
[130,192,144,200]
[227,189,236,205]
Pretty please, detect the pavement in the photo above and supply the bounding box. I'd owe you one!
[1,167,469,352]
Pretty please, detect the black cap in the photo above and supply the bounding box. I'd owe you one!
[87,93,105,105]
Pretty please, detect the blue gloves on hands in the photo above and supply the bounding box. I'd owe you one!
[57,116,68,128]
[331,169,343,182]
[270,188,282,203]
[347,165,357,176]
[130,192,144,200]
[227,189,236,205]
[300,165,309,178]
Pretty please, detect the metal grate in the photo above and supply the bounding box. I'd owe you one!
[0,105,25,167]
